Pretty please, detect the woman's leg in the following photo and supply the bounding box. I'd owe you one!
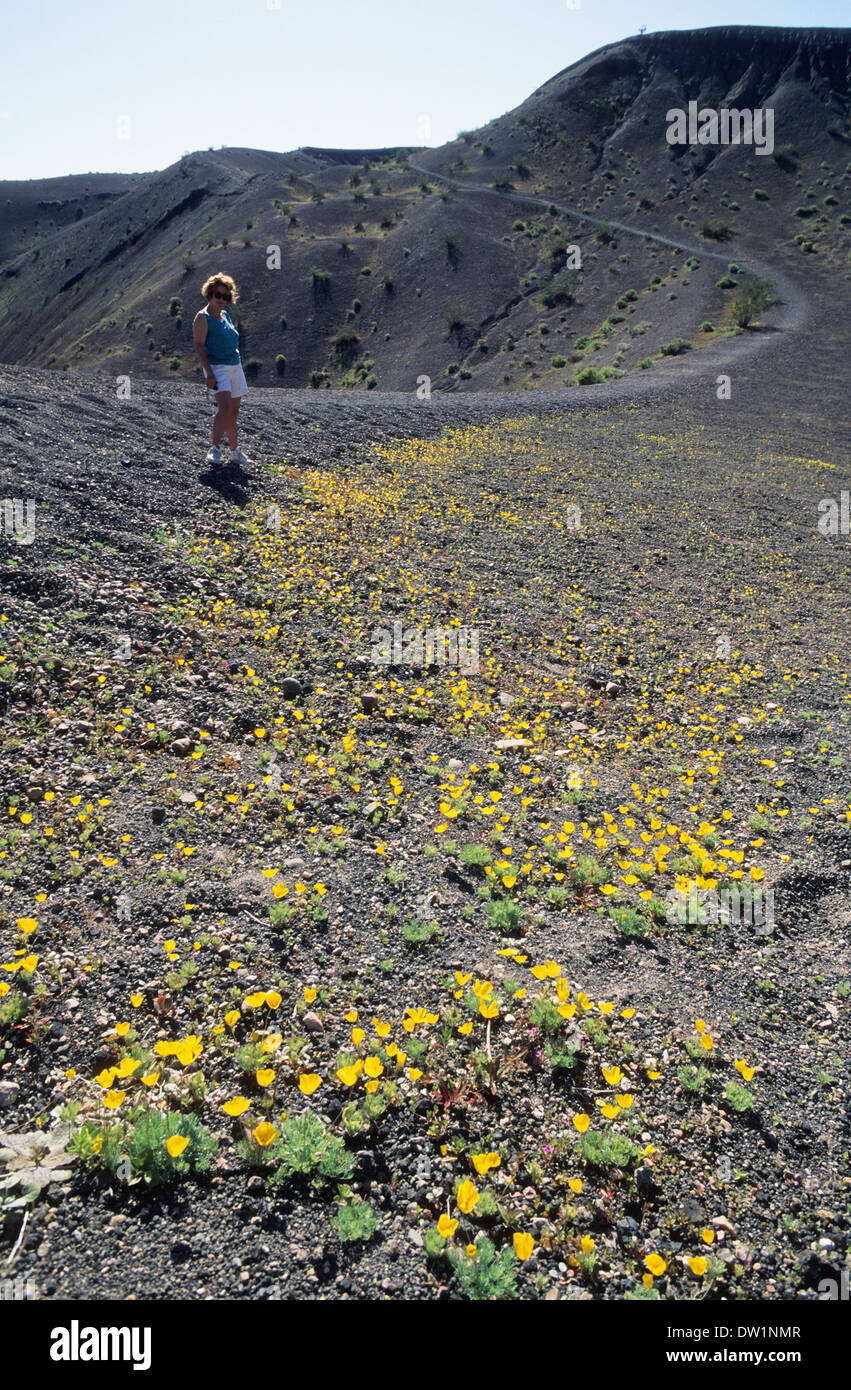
[229,395,242,448]
[213,389,236,449]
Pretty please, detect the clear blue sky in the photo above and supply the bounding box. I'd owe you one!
[3,0,847,180]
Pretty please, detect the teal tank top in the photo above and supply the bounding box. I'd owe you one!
[204,308,240,364]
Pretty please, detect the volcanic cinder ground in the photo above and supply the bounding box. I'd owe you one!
[0,26,849,1303]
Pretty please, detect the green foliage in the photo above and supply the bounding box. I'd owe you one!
[446,299,467,333]
[626,1281,661,1299]
[678,1063,711,1095]
[122,1111,217,1184]
[572,854,606,887]
[0,990,28,1030]
[460,843,492,871]
[484,898,522,936]
[68,1120,124,1171]
[581,1015,608,1049]
[335,1196,380,1243]
[730,276,775,328]
[609,905,650,938]
[699,218,733,241]
[544,1039,577,1071]
[236,1041,267,1074]
[528,996,564,1037]
[424,1226,446,1258]
[166,958,198,991]
[448,1236,518,1300]
[269,901,296,929]
[659,338,693,356]
[577,1129,638,1170]
[70,1112,217,1186]
[724,1081,754,1113]
[268,1111,354,1190]
[772,144,797,171]
[403,917,438,947]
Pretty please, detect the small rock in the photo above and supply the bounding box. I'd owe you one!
[635,1167,658,1196]
[0,1081,20,1108]
[679,1197,705,1223]
[281,678,303,700]
[712,1216,737,1234]
[360,691,380,713]
[303,1012,323,1032]
[171,738,194,758]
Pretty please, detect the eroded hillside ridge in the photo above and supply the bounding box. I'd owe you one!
[0,25,848,389]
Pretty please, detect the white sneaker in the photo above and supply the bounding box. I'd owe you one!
[206,444,222,465]
[229,447,251,465]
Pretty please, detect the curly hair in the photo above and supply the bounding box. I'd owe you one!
[200,273,239,304]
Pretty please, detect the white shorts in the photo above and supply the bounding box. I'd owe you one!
[206,362,248,397]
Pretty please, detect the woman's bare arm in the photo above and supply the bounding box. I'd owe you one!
[193,312,215,379]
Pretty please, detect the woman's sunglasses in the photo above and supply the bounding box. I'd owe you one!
[212,291,231,300]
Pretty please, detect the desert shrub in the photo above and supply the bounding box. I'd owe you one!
[659,338,692,355]
[772,144,797,172]
[446,299,467,334]
[730,276,775,328]
[699,218,733,241]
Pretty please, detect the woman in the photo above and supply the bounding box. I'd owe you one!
[192,273,251,466]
